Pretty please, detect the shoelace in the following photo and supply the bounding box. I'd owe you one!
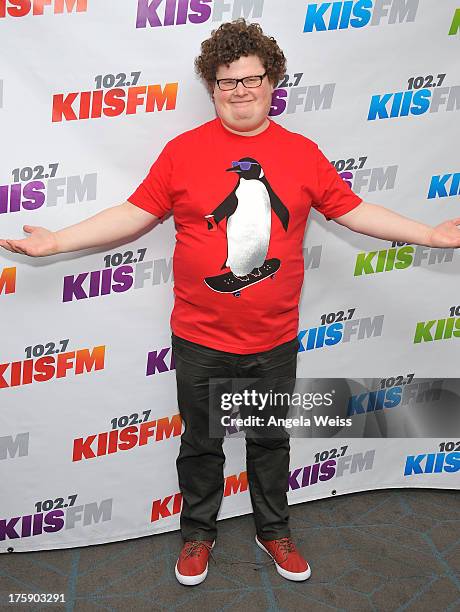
[272,537,296,563]
[183,541,214,559]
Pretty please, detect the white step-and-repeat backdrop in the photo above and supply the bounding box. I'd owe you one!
[1,0,459,551]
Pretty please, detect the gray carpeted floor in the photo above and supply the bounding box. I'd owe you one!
[1,489,459,611]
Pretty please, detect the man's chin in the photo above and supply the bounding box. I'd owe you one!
[228,116,265,131]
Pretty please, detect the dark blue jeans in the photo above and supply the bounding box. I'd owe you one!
[171,333,299,542]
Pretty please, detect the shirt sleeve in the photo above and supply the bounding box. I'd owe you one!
[127,143,173,219]
[311,145,363,221]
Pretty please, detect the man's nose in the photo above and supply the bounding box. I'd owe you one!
[234,81,248,95]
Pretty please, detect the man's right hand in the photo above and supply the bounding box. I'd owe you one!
[0,225,59,257]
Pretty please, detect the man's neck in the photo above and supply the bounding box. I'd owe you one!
[219,117,270,137]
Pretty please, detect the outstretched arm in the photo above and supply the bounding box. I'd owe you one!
[0,201,158,257]
[334,201,460,248]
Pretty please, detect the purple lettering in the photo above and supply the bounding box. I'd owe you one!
[62,273,88,302]
[147,347,172,375]
[287,467,302,491]
[32,512,43,536]
[101,268,112,295]
[44,510,65,533]
[21,514,32,537]
[188,0,211,23]
[0,516,20,540]
[136,0,163,28]
[164,0,176,25]
[89,270,101,297]
[176,0,187,24]
[9,183,21,213]
[112,265,134,292]
[0,185,8,213]
[22,181,45,210]
[319,459,336,482]
[269,89,287,117]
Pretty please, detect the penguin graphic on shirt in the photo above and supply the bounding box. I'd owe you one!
[205,157,289,280]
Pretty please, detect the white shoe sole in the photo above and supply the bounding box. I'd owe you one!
[255,536,312,581]
[175,541,215,586]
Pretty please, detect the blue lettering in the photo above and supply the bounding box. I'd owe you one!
[428,174,451,199]
[350,0,372,27]
[444,451,460,473]
[410,88,431,115]
[304,3,331,32]
[347,393,367,416]
[368,93,392,120]
[324,322,343,346]
[297,329,307,352]
[404,454,425,475]
[384,386,402,408]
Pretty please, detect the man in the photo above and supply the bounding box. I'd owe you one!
[1,19,460,587]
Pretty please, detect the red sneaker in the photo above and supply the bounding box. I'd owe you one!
[255,536,311,581]
[175,540,215,586]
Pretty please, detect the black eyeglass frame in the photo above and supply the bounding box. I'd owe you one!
[215,72,268,91]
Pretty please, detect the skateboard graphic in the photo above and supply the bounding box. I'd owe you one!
[204,258,280,297]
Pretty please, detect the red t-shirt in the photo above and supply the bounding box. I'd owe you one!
[128,118,362,354]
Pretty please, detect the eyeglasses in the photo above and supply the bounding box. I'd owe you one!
[231,161,259,170]
[215,73,267,91]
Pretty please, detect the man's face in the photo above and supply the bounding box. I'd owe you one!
[213,55,274,134]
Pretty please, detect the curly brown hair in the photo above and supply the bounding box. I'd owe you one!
[195,19,286,93]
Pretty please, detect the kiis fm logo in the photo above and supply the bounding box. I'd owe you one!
[270,72,335,116]
[0,498,112,542]
[62,254,172,301]
[136,0,263,28]
[73,414,182,461]
[0,267,15,295]
[1,164,96,215]
[0,0,87,18]
[288,449,375,490]
[303,0,418,32]
[52,71,177,122]
[0,346,104,389]
[298,314,384,351]
[368,73,459,120]
[0,433,29,460]
[354,244,454,276]
[331,155,397,194]
[428,172,460,199]
[348,379,442,416]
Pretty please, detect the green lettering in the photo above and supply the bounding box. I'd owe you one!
[354,251,377,276]
[413,320,435,343]
[449,9,460,35]
[395,246,414,270]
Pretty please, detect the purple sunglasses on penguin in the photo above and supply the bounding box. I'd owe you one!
[231,161,260,171]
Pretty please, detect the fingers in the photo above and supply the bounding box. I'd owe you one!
[0,238,26,254]
[6,240,26,255]
[0,239,15,253]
